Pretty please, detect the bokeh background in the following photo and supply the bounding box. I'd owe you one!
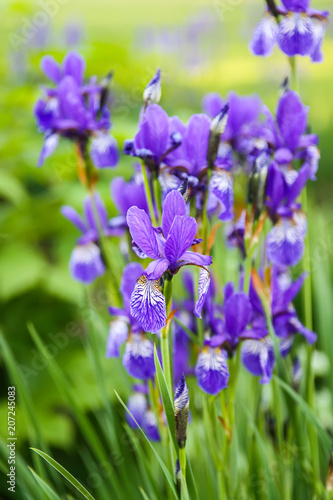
[1,0,332,497]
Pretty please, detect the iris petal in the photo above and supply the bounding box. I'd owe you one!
[130,275,166,333]
[195,347,230,395]
[123,334,155,379]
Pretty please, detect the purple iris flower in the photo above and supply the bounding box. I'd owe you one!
[195,282,252,395]
[265,160,311,267]
[34,51,119,168]
[127,189,212,333]
[61,192,122,284]
[106,263,156,380]
[250,1,329,61]
[110,166,149,229]
[164,111,234,221]
[126,387,160,441]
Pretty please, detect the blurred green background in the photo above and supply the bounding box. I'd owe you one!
[1,0,332,497]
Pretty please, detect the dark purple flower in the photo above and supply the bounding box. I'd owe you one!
[61,192,121,284]
[34,51,119,168]
[241,337,275,384]
[127,189,212,333]
[107,263,156,380]
[195,346,230,396]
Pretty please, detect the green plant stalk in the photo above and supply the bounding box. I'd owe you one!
[141,162,158,226]
[152,171,162,224]
[161,277,173,396]
[179,447,186,480]
[289,55,320,491]
[202,167,213,254]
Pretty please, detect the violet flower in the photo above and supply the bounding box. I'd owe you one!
[61,192,122,284]
[250,1,329,61]
[127,189,212,333]
[126,386,160,441]
[106,263,155,380]
[34,51,119,168]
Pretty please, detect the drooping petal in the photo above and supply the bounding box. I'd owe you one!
[69,243,105,284]
[146,258,170,280]
[288,316,317,344]
[38,133,59,166]
[180,251,213,268]
[106,319,129,358]
[40,55,62,83]
[127,206,160,259]
[62,50,86,85]
[194,267,211,318]
[241,337,275,384]
[142,410,160,441]
[277,13,315,57]
[210,169,234,222]
[165,215,197,267]
[130,275,166,333]
[123,334,156,379]
[267,216,305,266]
[249,13,278,57]
[309,19,326,63]
[225,292,252,337]
[195,347,230,396]
[61,205,87,233]
[161,189,187,238]
[126,393,147,428]
[276,90,308,151]
[90,132,119,168]
[266,162,286,214]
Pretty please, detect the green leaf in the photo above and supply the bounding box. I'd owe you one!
[153,344,177,452]
[273,375,332,454]
[30,448,96,500]
[139,487,151,500]
[28,467,62,500]
[114,391,178,500]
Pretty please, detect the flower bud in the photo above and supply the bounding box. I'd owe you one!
[207,103,229,168]
[143,68,161,106]
[174,373,189,448]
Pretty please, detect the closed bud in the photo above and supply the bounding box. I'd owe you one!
[207,103,229,168]
[99,71,113,111]
[174,373,189,449]
[247,153,268,220]
[143,68,161,106]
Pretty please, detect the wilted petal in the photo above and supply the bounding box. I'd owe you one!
[130,275,166,333]
[225,292,252,337]
[38,133,59,166]
[249,14,278,57]
[106,319,128,358]
[69,243,105,284]
[194,267,211,318]
[90,132,119,168]
[210,169,234,222]
[123,334,155,379]
[63,50,86,85]
[241,337,275,384]
[61,205,87,232]
[162,189,187,238]
[127,206,160,259]
[40,55,62,83]
[195,347,230,396]
[267,216,305,266]
[278,13,315,57]
[165,215,197,267]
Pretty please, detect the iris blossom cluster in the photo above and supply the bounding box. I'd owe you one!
[33,28,328,446]
[34,51,119,168]
[250,0,329,61]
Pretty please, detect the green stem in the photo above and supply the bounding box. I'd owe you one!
[289,57,299,94]
[141,162,157,226]
[179,447,186,480]
[152,171,162,224]
[202,168,213,254]
[161,278,173,395]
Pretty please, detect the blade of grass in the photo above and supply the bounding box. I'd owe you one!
[28,468,62,500]
[30,448,96,500]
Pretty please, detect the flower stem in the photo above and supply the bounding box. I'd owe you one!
[179,447,186,480]
[161,277,173,395]
[152,171,162,224]
[141,162,157,226]
[202,168,213,254]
